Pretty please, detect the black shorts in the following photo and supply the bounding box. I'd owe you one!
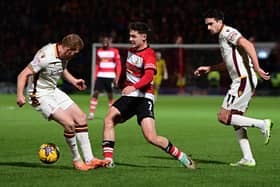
[113,96,155,125]
[94,77,114,92]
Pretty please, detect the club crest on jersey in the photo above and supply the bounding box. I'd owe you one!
[127,53,143,68]
[228,31,238,42]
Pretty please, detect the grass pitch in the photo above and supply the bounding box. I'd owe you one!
[0,94,279,187]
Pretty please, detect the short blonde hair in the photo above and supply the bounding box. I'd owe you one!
[62,34,84,50]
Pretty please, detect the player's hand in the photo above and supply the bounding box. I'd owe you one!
[113,78,119,88]
[75,79,87,91]
[122,86,136,95]
[17,96,26,107]
[194,66,211,76]
[255,68,270,80]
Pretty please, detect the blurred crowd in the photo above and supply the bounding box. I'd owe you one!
[1,0,280,84]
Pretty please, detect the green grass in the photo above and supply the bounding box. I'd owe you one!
[0,94,279,187]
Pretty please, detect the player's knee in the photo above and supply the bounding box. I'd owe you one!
[75,113,87,125]
[104,116,115,129]
[217,112,228,125]
[64,124,76,133]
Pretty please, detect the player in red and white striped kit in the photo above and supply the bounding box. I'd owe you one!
[101,22,196,169]
[88,35,121,120]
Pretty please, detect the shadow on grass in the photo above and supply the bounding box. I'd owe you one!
[194,159,228,165]
[114,161,171,168]
[114,155,184,168]
[143,155,228,165]
[0,161,72,170]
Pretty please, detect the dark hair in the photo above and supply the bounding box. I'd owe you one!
[128,22,151,35]
[204,9,224,22]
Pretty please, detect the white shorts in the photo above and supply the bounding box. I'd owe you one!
[222,76,257,112]
[28,88,74,119]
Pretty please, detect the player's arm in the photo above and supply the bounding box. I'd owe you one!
[115,50,122,84]
[17,65,34,107]
[94,55,100,81]
[63,69,87,91]
[194,63,226,77]
[237,37,270,80]
[122,69,154,95]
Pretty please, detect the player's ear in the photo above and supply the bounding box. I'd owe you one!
[142,33,147,41]
[217,19,223,25]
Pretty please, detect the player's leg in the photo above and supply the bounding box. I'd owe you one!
[218,108,256,167]
[102,106,123,167]
[137,98,195,169]
[230,126,256,167]
[55,88,108,169]
[107,92,115,107]
[104,78,115,107]
[88,91,99,120]
[51,108,89,171]
[229,115,273,145]
[36,93,87,171]
[102,97,134,168]
[220,87,273,144]
[88,78,104,120]
[66,103,110,168]
[140,118,195,169]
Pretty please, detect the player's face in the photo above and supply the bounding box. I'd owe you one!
[205,18,222,35]
[129,30,147,50]
[155,52,161,60]
[61,48,80,60]
[102,37,112,48]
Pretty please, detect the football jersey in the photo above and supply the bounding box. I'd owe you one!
[219,25,256,81]
[96,47,121,78]
[27,43,66,96]
[124,47,157,101]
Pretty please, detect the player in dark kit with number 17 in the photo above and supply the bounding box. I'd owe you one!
[101,22,196,169]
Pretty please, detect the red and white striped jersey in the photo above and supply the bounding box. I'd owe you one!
[123,47,157,101]
[96,47,121,79]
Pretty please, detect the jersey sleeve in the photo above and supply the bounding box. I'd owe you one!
[114,49,122,79]
[222,27,242,46]
[29,50,50,73]
[144,50,157,74]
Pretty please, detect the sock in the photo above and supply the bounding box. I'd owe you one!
[230,114,266,130]
[64,131,81,161]
[75,124,94,163]
[89,98,98,114]
[164,141,182,160]
[102,140,115,161]
[235,127,254,161]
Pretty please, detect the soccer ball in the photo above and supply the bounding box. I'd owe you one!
[38,143,60,164]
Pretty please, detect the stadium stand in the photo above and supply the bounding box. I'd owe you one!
[1,0,279,91]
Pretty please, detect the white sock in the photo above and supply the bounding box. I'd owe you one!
[76,132,94,163]
[65,136,81,161]
[231,114,265,130]
[235,127,254,161]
